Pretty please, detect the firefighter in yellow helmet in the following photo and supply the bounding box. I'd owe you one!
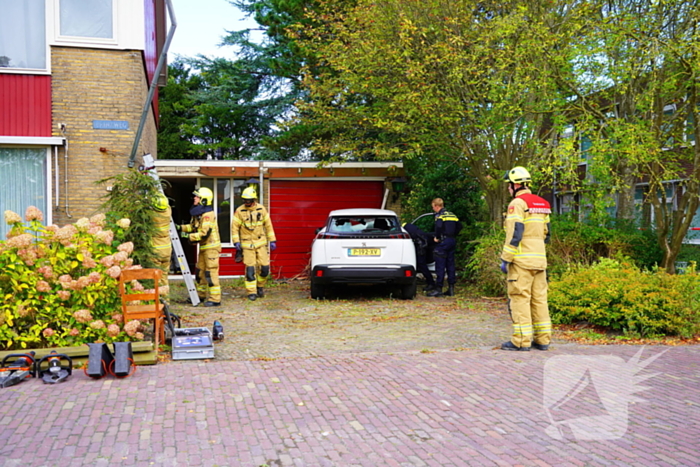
[178,187,221,306]
[500,166,552,351]
[231,187,277,301]
[151,193,172,300]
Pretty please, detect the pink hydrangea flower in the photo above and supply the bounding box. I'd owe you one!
[57,290,71,300]
[4,210,22,224]
[55,225,78,246]
[117,218,131,229]
[131,280,145,292]
[90,213,106,226]
[75,217,90,232]
[134,332,144,340]
[42,328,55,337]
[123,320,140,337]
[25,206,44,222]
[88,272,101,284]
[111,313,124,324]
[96,230,114,245]
[38,265,54,279]
[69,328,80,337]
[100,255,116,267]
[73,309,93,324]
[106,266,122,279]
[117,242,134,255]
[7,234,33,249]
[107,324,120,337]
[36,280,51,292]
[89,320,105,330]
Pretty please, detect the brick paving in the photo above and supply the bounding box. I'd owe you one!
[1,280,699,466]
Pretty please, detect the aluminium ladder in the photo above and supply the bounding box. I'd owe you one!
[142,154,200,306]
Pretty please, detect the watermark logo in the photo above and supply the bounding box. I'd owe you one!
[543,348,667,440]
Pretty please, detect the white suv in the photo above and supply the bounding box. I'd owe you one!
[310,208,417,299]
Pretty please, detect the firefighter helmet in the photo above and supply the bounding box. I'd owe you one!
[153,193,169,212]
[241,187,257,200]
[504,166,532,184]
[193,187,214,206]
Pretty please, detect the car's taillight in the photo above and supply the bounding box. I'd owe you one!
[405,270,413,277]
[390,232,411,239]
[316,270,324,277]
[317,232,340,239]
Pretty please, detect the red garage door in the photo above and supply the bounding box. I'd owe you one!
[269,180,385,278]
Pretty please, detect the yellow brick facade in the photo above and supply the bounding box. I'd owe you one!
[50,47,158,226]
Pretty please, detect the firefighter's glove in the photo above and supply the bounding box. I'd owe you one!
[270,242,277,251]
[500,260,509,274]
[234,242,241,250]
[180,231,189,239]
[175,224,182,231]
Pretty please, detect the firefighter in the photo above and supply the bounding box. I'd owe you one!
[427,198,460,297]
[151,193,172,300]
[500,166,552,351]
[178,187,221,307]
[231,187,277,301]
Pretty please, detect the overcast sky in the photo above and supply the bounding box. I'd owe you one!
[168,0,261,60]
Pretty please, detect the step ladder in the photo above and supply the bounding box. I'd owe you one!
[142,154,200,306]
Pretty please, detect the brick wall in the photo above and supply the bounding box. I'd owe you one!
[50,47,157,226]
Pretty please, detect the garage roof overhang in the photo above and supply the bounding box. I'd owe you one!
[153,160,405,179]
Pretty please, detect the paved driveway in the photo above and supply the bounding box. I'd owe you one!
[1,280,698,466]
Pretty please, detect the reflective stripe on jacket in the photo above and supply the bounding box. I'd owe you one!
[231,203,276,249]
[501,189,550,270]
[182,211,221,251]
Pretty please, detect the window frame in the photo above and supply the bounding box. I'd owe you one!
[52,0,118,47]
[0,0,51,74]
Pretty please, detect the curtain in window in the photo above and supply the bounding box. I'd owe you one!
[0,0,46,69]
[60,0,113,39]
[0,148,47,239]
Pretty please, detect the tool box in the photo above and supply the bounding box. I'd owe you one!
[171,327,215,360]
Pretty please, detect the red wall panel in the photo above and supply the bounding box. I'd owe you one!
[0,74,52,137]
[268,180,385,278]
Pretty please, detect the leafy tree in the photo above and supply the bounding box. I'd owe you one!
[158,59,203,159]
[293,0,585,220]
[553,0,700,272]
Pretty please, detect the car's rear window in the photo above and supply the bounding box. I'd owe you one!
[327,216,401,234]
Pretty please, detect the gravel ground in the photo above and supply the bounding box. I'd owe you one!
[165,278,561,361]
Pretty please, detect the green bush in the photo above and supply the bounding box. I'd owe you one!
[464,224,506,297]
[465,214,666,296]
[0,207,147,350]
[549,257,700,338]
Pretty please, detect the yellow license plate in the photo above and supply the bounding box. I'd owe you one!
[349,248,381,256]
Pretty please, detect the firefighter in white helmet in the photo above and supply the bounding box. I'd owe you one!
[500,166,552,351]
[178,187,221,306]
[151,193,172,300]
[231,187,277,301]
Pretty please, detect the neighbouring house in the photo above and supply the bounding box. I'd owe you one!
[154,159,407,279]
[0,0,167,239]
[551,117,700,246]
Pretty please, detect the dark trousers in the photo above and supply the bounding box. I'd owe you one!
[417,255,434,286]
[434,237,456,288]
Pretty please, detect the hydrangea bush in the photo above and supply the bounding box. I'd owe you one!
[0,207,148,350]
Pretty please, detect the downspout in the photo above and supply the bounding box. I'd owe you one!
[54,145,59,208]
[259,162,264,207]
[61,124,72,218]
[128,0,177,168]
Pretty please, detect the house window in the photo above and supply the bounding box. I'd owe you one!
[0,147,48,239]
[198,178,246,245]
[0,0,47,70]
[59,0,113,39]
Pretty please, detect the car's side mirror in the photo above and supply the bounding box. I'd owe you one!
[315,227,323,234]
